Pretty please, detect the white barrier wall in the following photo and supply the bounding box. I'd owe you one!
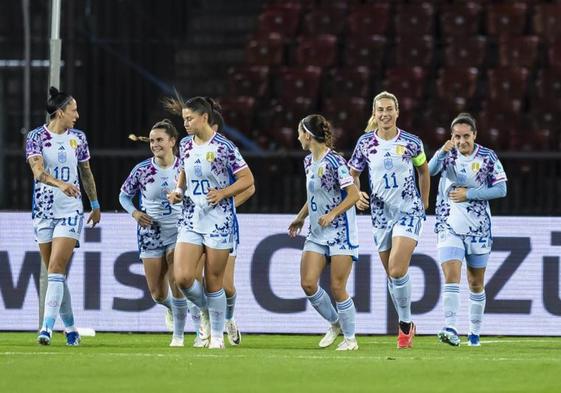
[1,213,560,335]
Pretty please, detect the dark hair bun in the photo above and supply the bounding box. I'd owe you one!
[49,86,59,98]
[205,97,222,112]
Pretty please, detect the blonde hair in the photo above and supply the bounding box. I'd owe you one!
[364,91,399,132]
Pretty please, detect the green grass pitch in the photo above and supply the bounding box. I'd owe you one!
[1,333,559,393]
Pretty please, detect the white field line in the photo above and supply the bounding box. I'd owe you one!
[1,351,561,362]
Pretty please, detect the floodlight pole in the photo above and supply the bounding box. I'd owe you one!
[39,0,63,330]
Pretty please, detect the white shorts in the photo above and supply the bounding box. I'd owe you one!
[33,214,84,246]
[437,230,492,268]
[373,214,424,252]
[177,227,234,251]
[303,239,359,262]
[137,221,178,259]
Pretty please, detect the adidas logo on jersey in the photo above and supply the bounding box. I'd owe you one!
[384,152,391,157]
[195,159,201,164]
[162,181,169,187]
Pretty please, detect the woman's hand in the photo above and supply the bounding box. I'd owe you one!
[356,191,369,211]
[288,217,305,238]
[132,210,153,228]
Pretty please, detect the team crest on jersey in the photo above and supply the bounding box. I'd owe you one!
[317,165,325,177]
[471,162,481,172]
[58,146,67,163]
[384,152,393,170]
[395,145,406,156]
[69,139,78,149]
[206,151,216,162]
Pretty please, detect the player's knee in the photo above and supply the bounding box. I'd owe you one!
[388,265,407,279]
[224,284,236,297]
[174,274,195,290]
[301,279,317,296]
[330,281,346,300]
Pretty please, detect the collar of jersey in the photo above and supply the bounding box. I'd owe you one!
[374,128,400,144]
[312,148,331,163]
[152,156,178,170]
[458,144,480,161]
[193,131,216,147]
[43,124,69,137]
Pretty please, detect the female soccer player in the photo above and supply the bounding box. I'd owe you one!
[171,109,255,347]
[167,96,254,349]
[288,114,360,351]
[348,91,430,349]
[429,113,507,347]
[119,119,188,347]
[27,86,101,346]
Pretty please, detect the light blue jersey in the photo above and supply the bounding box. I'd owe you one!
[433,144,507,238]
[120,157,182,225]
[178,133,247,241]
[348,129,427,230]
[25,125,90,219]
[304,149,358,249]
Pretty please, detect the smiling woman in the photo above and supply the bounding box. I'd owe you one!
[26,86,101,346]
[428,112,508,347]
[120,119,188,347]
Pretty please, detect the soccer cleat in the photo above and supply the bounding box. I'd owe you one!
[438,327,460,347]
[335,338,359,351]
[208,336,225,349]
[199,309,210,340]
[225,319,241,346]
[467,333,481,347]
[37,330,51,345]
[397,322,416,349]
[169,336,184,347]
[64,331,81,346]
[193,334,209,348]
[165,308,174,332]
[319,323,342,348]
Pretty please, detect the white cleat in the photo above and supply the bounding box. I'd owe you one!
[319,323,342,348]
[225,319,241,346]
[165,308,174,332]
[193,334,209,348]
[208,336,225,349]
[336,338,359,351]
[199,310,210,340]
[169,336,184,347]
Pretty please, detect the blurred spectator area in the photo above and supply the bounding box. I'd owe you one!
[220,0,561,153]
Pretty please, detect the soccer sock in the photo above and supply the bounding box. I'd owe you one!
[443,283,460,331]
[307,287,339,325]
[391,273,412,324]
[469,290,486,335]
[186,300,201,333]
[180,279,207,310]
[59,279,77,332]
[207,288,226,339]
[41,273,65,333]
[387,277,398,312]
[171,296,188,339]
[336,297,356,340]
[152,291,172,311]
[226,292,236,321]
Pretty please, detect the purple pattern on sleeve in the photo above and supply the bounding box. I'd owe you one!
[349,133,378,172]
[121,160,157,196]
[72,130,91,162]
[25,127,52,159]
